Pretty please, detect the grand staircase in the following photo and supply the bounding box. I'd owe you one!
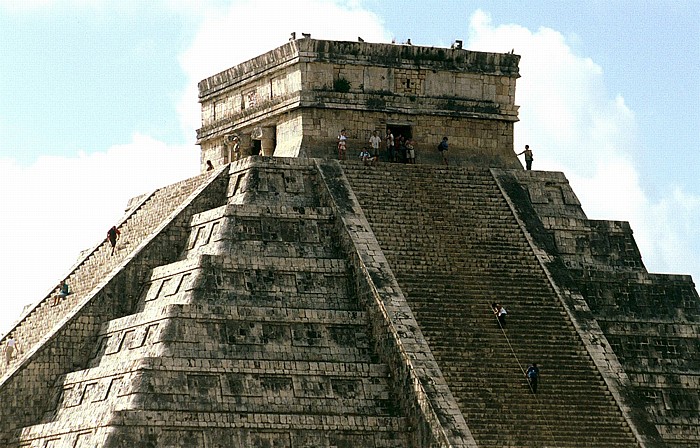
[342,161,640,448]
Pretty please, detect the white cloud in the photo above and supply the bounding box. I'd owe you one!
[0,0,103,12]
[467,10,700,283]
[0,135,198,335]
[0,0,391,336]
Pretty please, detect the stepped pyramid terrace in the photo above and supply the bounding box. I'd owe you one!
[1,38,697,448]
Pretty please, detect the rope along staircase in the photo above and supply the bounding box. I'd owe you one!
[342,161,640,448]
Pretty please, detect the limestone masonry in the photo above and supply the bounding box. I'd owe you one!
[1,38,697,448]
[196,38,521,170]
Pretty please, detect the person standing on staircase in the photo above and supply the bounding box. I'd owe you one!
[337,129,348,160]
[369,130,382,159]
[526,363,540,393]
[518,145,533,170]
[107,225,121,256]
[438,136,449,166]
[405,138,416,164]
[385,128,394,162]
[5,336,20,365]
[491,302,507,328]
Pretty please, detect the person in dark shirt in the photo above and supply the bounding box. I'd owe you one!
[438,136,449,166]
[518,145,533,170]
[107,225,121,256]
[526,363,540,393]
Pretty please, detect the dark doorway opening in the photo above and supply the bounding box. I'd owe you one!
[387,125,413,163]
[389,125,412,141]
[252,140,262,156]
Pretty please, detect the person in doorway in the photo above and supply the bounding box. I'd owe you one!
[107,225,121,256]
[52,280,71,306]
[398,135,408,162]
[518,144,533,170]
[206,160,215,171]
[385,129,394,162]
[337,129,348,160]
[369,130,382,159]
[526,363,540,393]
[438,136,449,166]
[491,302,507,328]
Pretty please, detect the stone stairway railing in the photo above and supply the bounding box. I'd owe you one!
[342,161,641,447]
[10,157,415,447]
[316,159,478,448]
[0,173,213,375]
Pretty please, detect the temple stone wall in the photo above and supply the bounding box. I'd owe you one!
[296,108,515,165]
[196,39,521,171]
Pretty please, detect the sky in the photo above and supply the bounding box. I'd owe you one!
[0,0,698,336]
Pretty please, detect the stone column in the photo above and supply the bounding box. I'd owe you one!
[237,134,253,158]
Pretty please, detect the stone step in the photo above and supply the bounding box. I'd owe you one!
[49,361,397,420]
[112,409,411,437]
[342,162,638,446]
[192,239,340,259]
[186,203,338,258]
[23,410,410,448]
[63,356,392,389]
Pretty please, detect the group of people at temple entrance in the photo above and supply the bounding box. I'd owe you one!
[491,302,540,394]
[339,128,533,170]
[338,128,419,165]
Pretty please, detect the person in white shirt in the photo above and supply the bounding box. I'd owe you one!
[337,129,348,160]
[385,129,394,162]
[5,336,20,365]
[369,130,382,158]
[491,303,507,328]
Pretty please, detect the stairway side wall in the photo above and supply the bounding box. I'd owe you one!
[494,168,699,447]
[317,159,477,448]
[0,172,218,375]
[0,170,229,442]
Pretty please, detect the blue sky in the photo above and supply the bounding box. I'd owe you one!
[0,0,698,335]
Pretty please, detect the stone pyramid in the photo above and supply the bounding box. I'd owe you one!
[1,156,697,447]
[2,36,698,448]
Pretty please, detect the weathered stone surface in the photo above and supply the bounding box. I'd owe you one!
[1,39,697,448]
[196,38,521,170]
[494,168,699,447]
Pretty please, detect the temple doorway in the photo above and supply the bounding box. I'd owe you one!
[389,125,413,141]
[252,140,262,156]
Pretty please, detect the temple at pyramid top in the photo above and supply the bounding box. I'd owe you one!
[196,37,522,171]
